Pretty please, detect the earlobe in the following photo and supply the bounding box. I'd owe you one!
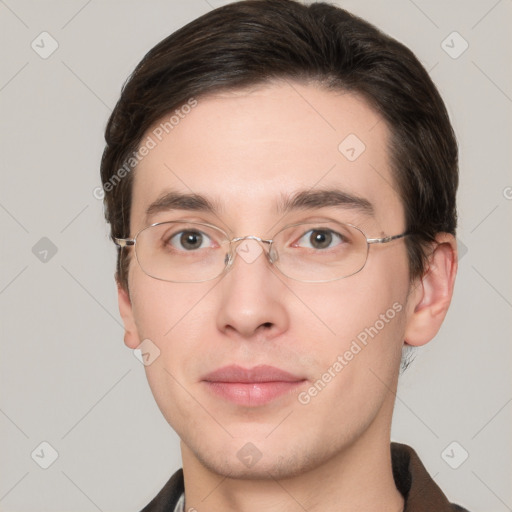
[117,283,141,349]
[404,233,458,347]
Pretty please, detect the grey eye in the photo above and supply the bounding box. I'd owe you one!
[296,229,344,250]
[168,230,211,251]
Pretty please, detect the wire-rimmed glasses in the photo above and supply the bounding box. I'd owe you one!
[114,220,408,283]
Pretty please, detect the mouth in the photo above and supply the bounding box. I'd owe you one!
[202,365,307,406]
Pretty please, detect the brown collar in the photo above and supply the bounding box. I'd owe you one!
[391,442,468,511]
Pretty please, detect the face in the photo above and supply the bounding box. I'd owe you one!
[120,81,416,478]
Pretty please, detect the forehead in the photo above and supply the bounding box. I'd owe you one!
[130,80,403,233]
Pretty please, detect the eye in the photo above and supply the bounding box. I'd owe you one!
[167,230,213,251]
[294,229,346,250]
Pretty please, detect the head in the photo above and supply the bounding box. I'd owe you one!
[100,0,458,480]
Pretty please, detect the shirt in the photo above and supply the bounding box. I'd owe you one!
[140,442,470,512]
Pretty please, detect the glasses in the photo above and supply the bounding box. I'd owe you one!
[114,220,408,283]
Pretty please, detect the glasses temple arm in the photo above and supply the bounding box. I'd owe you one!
[366,232,409,244]
[114,237,136,248]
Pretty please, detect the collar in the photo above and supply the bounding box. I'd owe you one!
[390,442,468,511]
[141,443,469,512]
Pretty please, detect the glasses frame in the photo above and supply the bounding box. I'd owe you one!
[114,220,408,283]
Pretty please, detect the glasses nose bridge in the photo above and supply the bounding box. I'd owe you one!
[230,235,274,252]
[231,234,272,244]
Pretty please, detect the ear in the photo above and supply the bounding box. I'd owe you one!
[117,282,141,349]
[404,233,458,347]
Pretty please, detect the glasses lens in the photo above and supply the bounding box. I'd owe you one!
[272,221,368,282]
[135,222,229,282]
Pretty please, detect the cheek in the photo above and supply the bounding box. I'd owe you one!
[294,281,407,435]
[127,272,214,426]
[294,249,410,393]
[295,269,408,349]
[128,265,209,339]
[128,269,227,363]
[127,269,216,392]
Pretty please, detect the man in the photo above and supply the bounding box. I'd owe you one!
[100,1,468,510]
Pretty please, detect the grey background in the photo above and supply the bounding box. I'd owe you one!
[1,0,511,511]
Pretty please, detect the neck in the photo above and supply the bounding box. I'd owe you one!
[181,423,404,512]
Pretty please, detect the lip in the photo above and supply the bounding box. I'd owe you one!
[202,365,306,406]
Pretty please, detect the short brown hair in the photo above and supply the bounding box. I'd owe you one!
[100,0,458,290]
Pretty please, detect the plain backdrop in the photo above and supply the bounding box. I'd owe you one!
[1,1,511,511]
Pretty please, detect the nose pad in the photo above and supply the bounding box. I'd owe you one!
[268,245,278,264]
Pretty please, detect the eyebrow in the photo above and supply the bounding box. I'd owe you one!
[145,187,374,220]
[277,189,374,217]
[145,191,220,220]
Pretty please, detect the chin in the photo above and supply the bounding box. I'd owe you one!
[186,434,335,481]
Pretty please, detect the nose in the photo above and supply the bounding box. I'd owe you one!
[215,238,289,340]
